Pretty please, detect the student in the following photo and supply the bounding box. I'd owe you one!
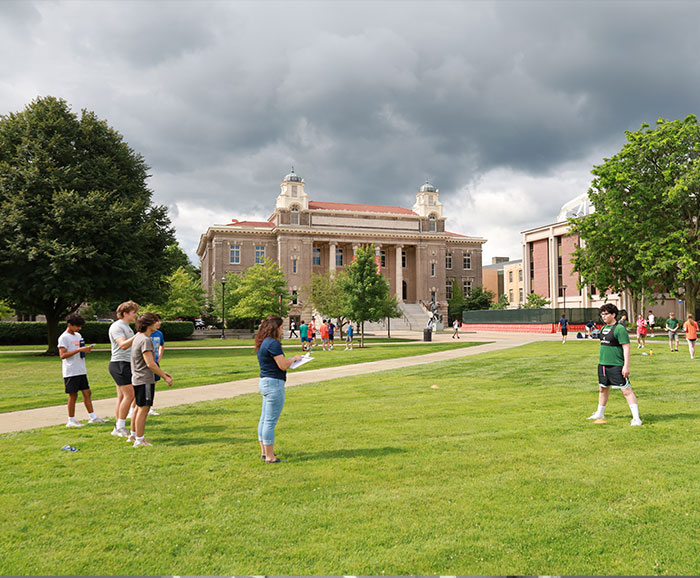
[108,301,139,437]
[127,315,164,424]
[559,313,568,344]
[308,317,316,350]
[683,314,698,359]
[129,313,173,447]
[665,312,680,352]
[585,320,596,339]
[58,313,106,427]
[328,320,335,349]
[255,315,302,463]
[587,303,642,426]
[647,310,656,339]
[452,318,460,339]
[345,323,354,350]
[299,320,308,351]
[635,314,647,349]
[320,319,330,351]
[289,320,298,339]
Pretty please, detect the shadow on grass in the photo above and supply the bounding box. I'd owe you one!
[163,435,249,446]
[290,446,406,462]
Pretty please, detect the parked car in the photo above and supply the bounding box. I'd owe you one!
[194,318,206,329]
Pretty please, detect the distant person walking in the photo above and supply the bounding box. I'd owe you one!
[636,314,647,349]
[452,318,460,339]
[345,323,354,350]
[559,313,569,344]
[289,320,298,339]
[328,320,335,349]
[683,314,698,359]
[299,320,308,351]
[647,310,656,339]
[665,312,680,352]
[255,315,302,464]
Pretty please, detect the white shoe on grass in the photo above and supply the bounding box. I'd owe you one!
[111,427,129,437]
[66,420,84,427]
[133,438,152,447]
[587,413,604,420]
[88,416,106,424]
[148,408,160,416]
[630,418,643,426]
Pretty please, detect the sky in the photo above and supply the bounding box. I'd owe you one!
[2,0,699,265]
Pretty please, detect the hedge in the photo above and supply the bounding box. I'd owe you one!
[0,321,194,346]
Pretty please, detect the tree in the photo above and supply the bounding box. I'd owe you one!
[523,292,550,309]
[146,267,205,319]
[304,271,349,336]
[230,258,290,322]
[340,244,395,347]
[0,96,174,354]
[0,299,14,319]
[447,284,467,320]
[490,294,510,310]
[207,277,241,327]
[463,286,495,311]
[571,115,700,314]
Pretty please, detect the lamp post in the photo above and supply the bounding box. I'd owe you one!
[561,284,567,313]
[221,276,227,339]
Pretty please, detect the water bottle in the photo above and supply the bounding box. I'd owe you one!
[80,338,85,358]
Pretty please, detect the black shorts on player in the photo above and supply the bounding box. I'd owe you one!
[133,383,155,407]
[108,361,132,386]
[598,364,630,389]
[64,375,90,394]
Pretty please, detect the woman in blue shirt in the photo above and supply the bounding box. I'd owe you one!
[255,315,302,464]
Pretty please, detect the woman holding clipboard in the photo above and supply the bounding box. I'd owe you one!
[255,315,303,463]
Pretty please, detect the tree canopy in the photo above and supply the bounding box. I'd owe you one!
[230,258,290,322]
[304,271,349,334]
[571,115,700,314]
[146,267,205,320]
[0,96,174,353]
[463,286,495,311]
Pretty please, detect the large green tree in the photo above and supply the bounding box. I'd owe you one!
[339,244,396,347]
[304,271,349,336]
[146,266,205,320]
[463,285,495,311]
[0,96,174,353]
[230,258,290,322]
[571,115,700,314]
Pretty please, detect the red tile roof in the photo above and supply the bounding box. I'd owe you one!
[308,200,417,215]
[227,219,274,227]
[445,231,468,237]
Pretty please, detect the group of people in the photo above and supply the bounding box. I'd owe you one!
[59,301,173,447]
[292,317,354,351]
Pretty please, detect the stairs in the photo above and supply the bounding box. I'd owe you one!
[362,302,430,333]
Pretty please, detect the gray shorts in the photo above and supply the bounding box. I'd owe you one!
[668,330,678,340]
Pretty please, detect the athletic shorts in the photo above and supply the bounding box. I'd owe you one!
[561,328,568,336]
[637,330,647,336]
[322,338,329,343]
[668,330,678,340]
[346,335,353,342]
[133,383,156,407]
[688,338,697,342]
[64,374,90,394]
[598,364,631,389]
[108,361,132,386]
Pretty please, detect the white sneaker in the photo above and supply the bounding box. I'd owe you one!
[133,438,153,447]
[587,412,604,420]
[344,347,348,350]
[88,416,106,424]
[126,434,136,443]
[630,418,643,426]
[66,420,84,427]
[126,408,134,419]
[148,408,160,416]
[111,426,129,437]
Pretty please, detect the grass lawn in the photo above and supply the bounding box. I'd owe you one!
[0,341,483,413]
[2,340,700,575]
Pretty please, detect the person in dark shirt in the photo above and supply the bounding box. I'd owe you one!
[255,315,302,463]
[559,313,569,344]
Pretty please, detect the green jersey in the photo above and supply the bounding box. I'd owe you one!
[599,322,629,366]
[667,318,680,331]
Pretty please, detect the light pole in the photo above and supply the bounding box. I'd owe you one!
[561,284,567,314]
[221,276,227,339]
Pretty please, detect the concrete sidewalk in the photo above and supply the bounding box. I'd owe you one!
[0,330,552,434]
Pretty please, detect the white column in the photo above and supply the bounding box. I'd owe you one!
[395,245,403,301]
[329,241,337,275]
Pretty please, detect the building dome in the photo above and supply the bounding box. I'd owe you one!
[419,179,436,193]
[283,167,302,183]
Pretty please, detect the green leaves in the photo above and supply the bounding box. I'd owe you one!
[230,258,290,321]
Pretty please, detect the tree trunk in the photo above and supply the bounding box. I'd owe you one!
[386,317,391,338]
[360,321,365,348]
[685,280,699,318]
[44,309,61,356]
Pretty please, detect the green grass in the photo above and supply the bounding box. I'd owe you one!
[0,341,482,413]
[2,340,700,575]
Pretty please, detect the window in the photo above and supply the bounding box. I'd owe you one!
[380,250,386,268]
[590,284,597,295]
[429,215,436,232]
[290,206,299,225]
[463,279,472,295]
[519,288,524,303]
[529,243,535,285]
[431,263,436,277]
[336,248,343,267]
[463,253,471,270]
[292,185,298,197]
[428,196,435,206]
[291,290,298,305]
[509,271,513,283]
[402,250,407,268]
[313,247,321,266]
[557,236,564,297]
[446,252,452,269]
[509,289,514,303]
[255,245,265,264]
[519,269,523,282]
[446,279,453,300]
[292,259,297,274]
[229,244,240,264]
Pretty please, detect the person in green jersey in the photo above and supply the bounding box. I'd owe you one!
[587,303,642,426]
[665,312,680,352]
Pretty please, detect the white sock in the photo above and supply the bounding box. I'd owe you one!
[596,405,606,417]
[88,412,97,420]
[130,430,136,437]
[68,416,79,423]
[117,419,126,429]
[630,404,640,421]
[136,435,144,442]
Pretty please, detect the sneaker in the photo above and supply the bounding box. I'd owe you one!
[630,418,643,426]
[111,426,129,437]
[88,416,107,424]
[126,434,136,443]
[148,408,160,416]
[133,438,153,447]
[66,420,84,427]
[587,412,604,420]
[126,408,134,419]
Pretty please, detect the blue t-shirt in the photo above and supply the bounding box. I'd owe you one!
[257,337,286,381]
[150,329,164,362]
[347,325,354,337]
[560,318,568,329]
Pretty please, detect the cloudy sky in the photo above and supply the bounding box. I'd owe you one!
[1,0,698,264]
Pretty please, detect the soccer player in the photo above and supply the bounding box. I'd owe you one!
[665,312,680,352]
[58,313,106,427]
[587,303,642,426]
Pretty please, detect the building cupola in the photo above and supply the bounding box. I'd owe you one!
[413,178,443,218]
[276,166,309,211]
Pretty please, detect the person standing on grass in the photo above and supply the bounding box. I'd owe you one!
[683,314,698,359]
[320,319,330,351]
[58,313,106,427]
[289,319,298,339]
[648,310,656,339]
[559,313,569,344]
[129,312,173,447]
[587,303,642,426]
[636,314,647,349]
[299,320,308,351]
[127,314,164,425]
[108,301,139,438]
[255,315,302,464]
[665,312,680,352]
[345,323,354,350]
[452,318,460,339]
[308,317,316,350]
[328,320,335,349]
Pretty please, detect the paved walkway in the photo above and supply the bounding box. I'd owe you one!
[0,330,559,434]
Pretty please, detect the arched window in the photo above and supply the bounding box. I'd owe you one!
[290,205,299,225]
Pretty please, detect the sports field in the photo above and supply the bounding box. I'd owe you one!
[1,339,699,575]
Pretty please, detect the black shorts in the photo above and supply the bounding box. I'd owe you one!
[598,364,630,389]
[108,361,132,386]
[64,375,90,394]
[561,328,568,336]
[133,383,156,407]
